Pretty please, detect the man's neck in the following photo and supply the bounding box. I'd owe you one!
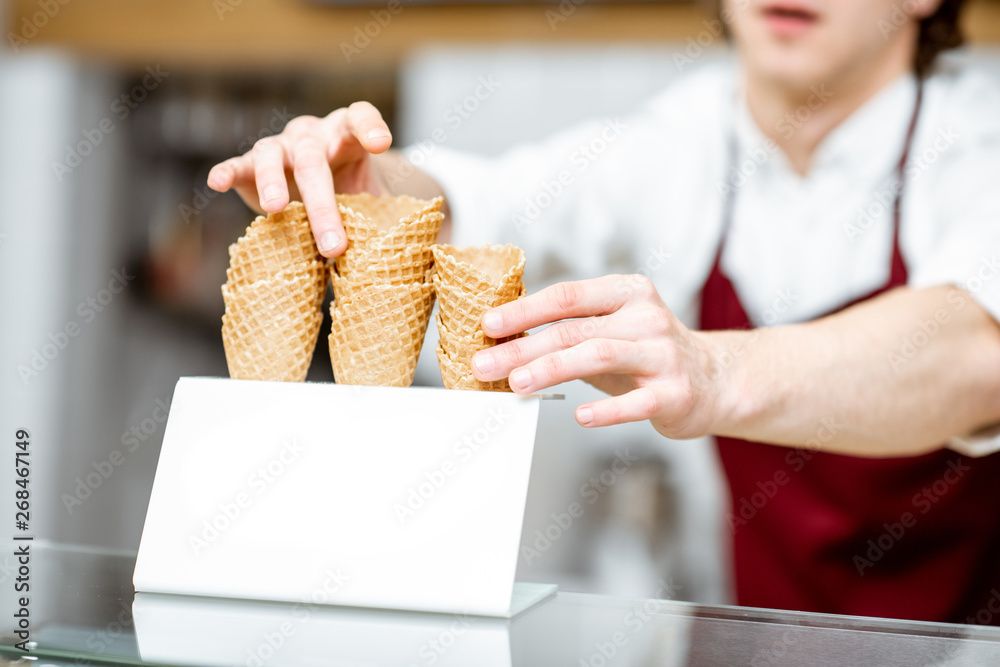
[744,40,917,175]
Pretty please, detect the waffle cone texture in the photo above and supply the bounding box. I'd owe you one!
[328,193,443,387]
[221,202,326,382]
[431,244,527,392]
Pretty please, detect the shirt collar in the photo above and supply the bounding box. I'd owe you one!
[733,72,919,184]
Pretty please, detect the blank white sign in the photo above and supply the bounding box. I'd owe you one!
[134,377,542,617]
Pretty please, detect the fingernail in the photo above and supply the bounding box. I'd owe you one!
[577,407,593,425]
[509,368,531,390]
[366,129,390,141]
[473,352,494,374]
[482,310,502,333]
[262,184,281,203]
[318,231,342,253]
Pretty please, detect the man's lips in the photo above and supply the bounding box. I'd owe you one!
[761,3,820,37]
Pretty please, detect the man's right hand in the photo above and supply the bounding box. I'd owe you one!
[207,101,393,258]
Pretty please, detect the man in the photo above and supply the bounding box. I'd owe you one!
[208,0,1000,623]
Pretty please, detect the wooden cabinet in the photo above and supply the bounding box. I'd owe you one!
[14,0,997,72]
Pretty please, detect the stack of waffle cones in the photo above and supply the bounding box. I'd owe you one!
[432,244,527,392]
[328,193,444,387]
[221,202,327,382]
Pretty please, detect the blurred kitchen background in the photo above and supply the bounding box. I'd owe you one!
[2,0,999,605]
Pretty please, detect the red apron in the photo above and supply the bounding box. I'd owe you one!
[698,85,1000,625]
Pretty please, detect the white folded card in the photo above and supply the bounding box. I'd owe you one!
[132,587,557,667]
[134,377,555,618]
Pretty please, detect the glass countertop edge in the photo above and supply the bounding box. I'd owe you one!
[15,541,1000,646]
[0,645,179,667]
[552,592,1000,641]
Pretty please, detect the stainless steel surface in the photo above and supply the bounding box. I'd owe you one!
[3,542,1000,666]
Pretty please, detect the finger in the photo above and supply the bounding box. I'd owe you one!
[290,138,345,257]
[343,101,393,154]
[473,304,671,381]
[575,387,663,428]
[473,318,605,381]
[252,138,291,213]
[506,339,647,394]
[481,277,629,338]
[207,155,252,192]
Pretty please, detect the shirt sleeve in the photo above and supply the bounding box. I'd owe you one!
[909,69,1000,323]
[402,65,732,290]
[949,424,1000,458]
[404,115,642,286]
[909,68,1000,457]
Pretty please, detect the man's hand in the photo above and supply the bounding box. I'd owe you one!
[472,277,1000,458]
[207,102,393,257]
[471,274,722,439]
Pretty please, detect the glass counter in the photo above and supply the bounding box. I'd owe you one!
[3,541,1000,666]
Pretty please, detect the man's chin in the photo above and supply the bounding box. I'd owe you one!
[744,49,833,93]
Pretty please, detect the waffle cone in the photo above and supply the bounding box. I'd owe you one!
[221,271,324,382]
[432,244,525,299]
[337,193,444,251]
[332,243,435,285]
[224,263,328,312]
[436,344,511,392]
[328,282,435,387]
[227,202,321,288]
[436,314,525,367]
[365,211,444,255]
[331,269,433,306]
[433,275,526,338]
[228,258,329,306]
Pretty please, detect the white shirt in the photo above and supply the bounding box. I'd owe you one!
[410,58,1000,456]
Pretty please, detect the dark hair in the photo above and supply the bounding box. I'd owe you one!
[916,0,966,77]
[703,0,967,78]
